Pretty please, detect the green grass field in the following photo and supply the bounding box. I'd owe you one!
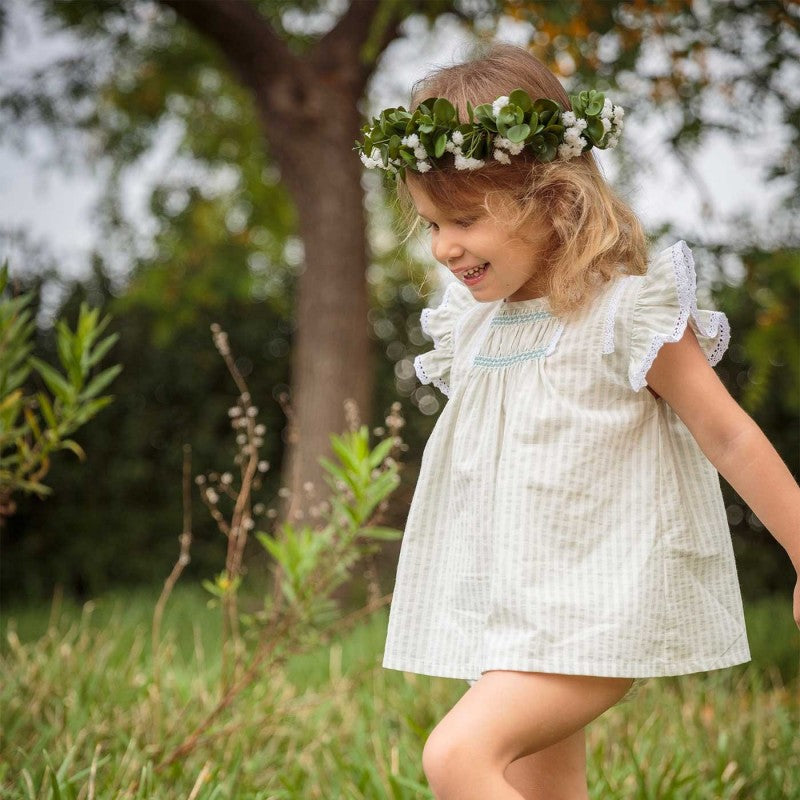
[2,585,798,799]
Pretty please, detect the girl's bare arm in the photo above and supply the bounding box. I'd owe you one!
[644,325,800,625]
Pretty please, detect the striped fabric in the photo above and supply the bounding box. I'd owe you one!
[384,241,751,684]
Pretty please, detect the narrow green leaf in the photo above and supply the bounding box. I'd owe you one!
[318,455,350,488]
[79,364,123,401]
[70,395,114,427]
[29,357,74,403]
[329,435,360,474]
[10,478,52,496]
[86,333,119,367]
[358,526,403,540]
[367,436,394,469]
[37,392,58,430]
[22,406,41,440]
[58,439,87,461]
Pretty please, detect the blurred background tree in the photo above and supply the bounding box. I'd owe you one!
[0,0,797,605]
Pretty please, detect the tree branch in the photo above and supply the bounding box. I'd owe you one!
[314,0,406,90]
[158,0,300,94]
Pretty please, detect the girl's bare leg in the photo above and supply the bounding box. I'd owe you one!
[422,671,633,800]
[504,728,588,800]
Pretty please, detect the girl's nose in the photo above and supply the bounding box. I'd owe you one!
[432,230,464,266]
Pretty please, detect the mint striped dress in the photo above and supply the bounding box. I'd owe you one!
[383,240,751,690]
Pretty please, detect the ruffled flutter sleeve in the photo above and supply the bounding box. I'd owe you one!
[413,280,477,398]
[627,240,731,392]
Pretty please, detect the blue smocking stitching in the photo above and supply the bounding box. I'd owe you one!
[491,310,553,325]
[473,348,550,367]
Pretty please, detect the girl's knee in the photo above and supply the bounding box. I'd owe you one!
[421,727,457,793]
[422,725,486,797]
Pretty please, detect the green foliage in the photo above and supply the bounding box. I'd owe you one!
[253,423,401,627]
[0,261,121,512]
[0,260,292,602]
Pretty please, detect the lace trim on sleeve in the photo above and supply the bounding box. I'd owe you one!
[628,240,731,392]
[413,352,451,397]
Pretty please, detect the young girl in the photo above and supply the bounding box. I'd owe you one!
[356,42,800,799]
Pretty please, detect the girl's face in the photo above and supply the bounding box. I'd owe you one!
[407,181,554,302]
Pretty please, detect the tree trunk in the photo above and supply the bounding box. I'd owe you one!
[261,93,375,524]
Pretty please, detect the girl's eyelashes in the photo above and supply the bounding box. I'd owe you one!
[421,218,475,230]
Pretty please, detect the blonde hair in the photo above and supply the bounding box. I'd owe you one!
[394,41,650,317]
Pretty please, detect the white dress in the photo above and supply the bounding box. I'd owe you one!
[383,240,751,683]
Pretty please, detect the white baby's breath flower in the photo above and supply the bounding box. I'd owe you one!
[452,130,464,146]
[491,95,509,118]
[558,141,584,160]
[402,133,419,148]
[494,136,524,155]
[601,117,612,133]
[493,149,511,164]
[416,160,431,173]
[445,140,456,153]
[561,110,577,126]
[221,472,233,485]
[454,152,485,170]
[413,145,427,160]
[205,488,219,504]
[600,97,613,120]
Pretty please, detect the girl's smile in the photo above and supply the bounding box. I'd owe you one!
[407,180,554,302]
[459,263,490,286]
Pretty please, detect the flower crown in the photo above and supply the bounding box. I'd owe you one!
[354,88,624,186]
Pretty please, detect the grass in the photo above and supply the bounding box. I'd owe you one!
[2,585,798,799]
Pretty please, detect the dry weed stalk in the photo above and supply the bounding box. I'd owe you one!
[151,443,193,701]
[195,323,271,687]
[138,321,407,783]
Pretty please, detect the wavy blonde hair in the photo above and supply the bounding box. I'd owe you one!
[394,41,650,317]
